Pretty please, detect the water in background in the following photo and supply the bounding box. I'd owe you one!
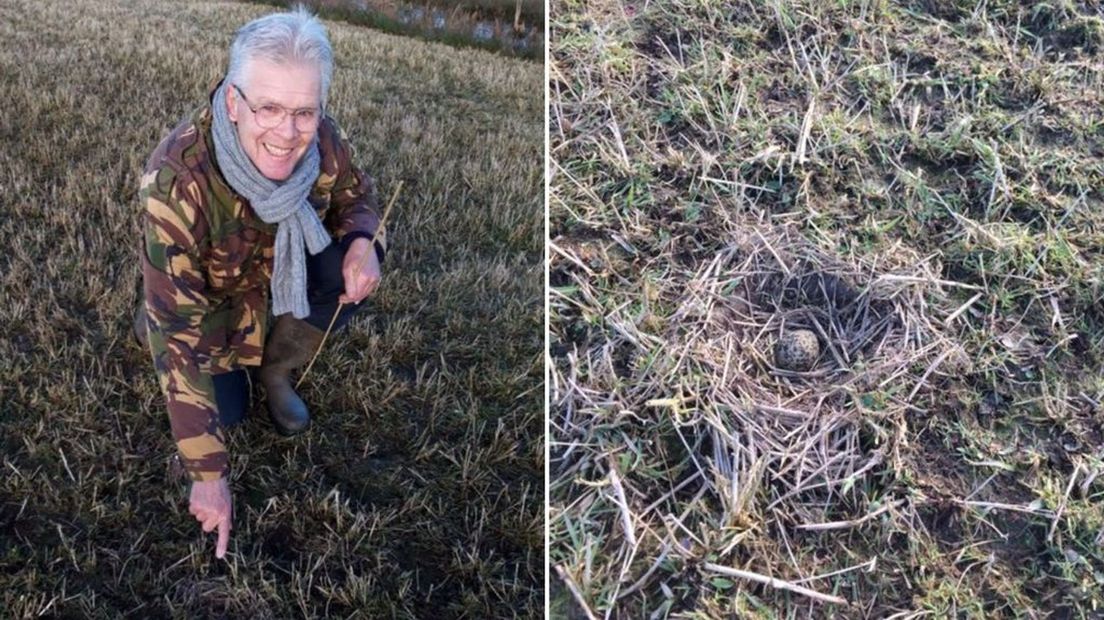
[320,0,544,56]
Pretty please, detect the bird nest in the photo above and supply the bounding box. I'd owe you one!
[551,220,972,605]
[655,223,967,528]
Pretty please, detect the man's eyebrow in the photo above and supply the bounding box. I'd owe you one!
[255,97,319,111]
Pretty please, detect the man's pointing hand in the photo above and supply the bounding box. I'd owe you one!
[189,478,232,559]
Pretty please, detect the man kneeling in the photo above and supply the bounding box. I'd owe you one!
[136,7,387,559]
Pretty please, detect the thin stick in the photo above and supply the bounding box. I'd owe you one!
[297,181,402,389]
[702,562,849,606]
[1048,463,1080,542]
[943,292,984,326]
[795,97,815,164]
[607,457,637,548]
[555,565,600,620]
[616,539,672,600]
[905,348,955,402]
[794,499,904,531]
[955,499,1055,517]
[873,274,983,290]
[791,558,877,585]
[756,229,791,276]
[297,303,344,391]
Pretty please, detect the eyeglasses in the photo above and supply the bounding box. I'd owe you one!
[232,84,321,132]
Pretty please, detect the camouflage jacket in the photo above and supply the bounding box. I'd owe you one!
[140,97,386,482]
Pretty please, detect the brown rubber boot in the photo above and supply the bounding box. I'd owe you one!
[259,314,324,436]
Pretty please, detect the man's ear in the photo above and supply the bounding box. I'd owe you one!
[226,84,239,123]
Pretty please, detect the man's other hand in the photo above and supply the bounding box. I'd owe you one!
[340,237,381,304]
[189,478,232,559]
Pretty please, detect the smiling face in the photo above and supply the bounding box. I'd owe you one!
[226,58,322,181]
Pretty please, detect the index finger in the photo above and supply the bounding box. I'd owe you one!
[215,516,230,559]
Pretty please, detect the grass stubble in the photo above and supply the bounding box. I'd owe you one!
[550,0,1103,617]
[0,0,543,617]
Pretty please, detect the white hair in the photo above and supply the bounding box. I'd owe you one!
[226,6,334,108]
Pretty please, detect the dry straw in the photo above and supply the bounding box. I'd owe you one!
[552,220,967,608]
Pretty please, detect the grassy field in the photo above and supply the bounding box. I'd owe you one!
[550,0,1103,617]
[0,0,543,617]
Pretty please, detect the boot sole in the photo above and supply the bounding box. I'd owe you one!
[270,413,310,437]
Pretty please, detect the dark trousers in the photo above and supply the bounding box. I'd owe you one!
[215,242,365,427]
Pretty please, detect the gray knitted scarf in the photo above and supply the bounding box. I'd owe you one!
[210,80,331,319]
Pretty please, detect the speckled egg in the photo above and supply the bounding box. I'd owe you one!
[775,329,820,371]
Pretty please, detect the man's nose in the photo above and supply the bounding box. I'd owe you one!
[273,111,299,139]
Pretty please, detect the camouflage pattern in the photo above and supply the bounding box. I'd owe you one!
[140,92,386,481]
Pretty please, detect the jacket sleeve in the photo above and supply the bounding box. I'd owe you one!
[140,166,228,482]
[322,120,388,263]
